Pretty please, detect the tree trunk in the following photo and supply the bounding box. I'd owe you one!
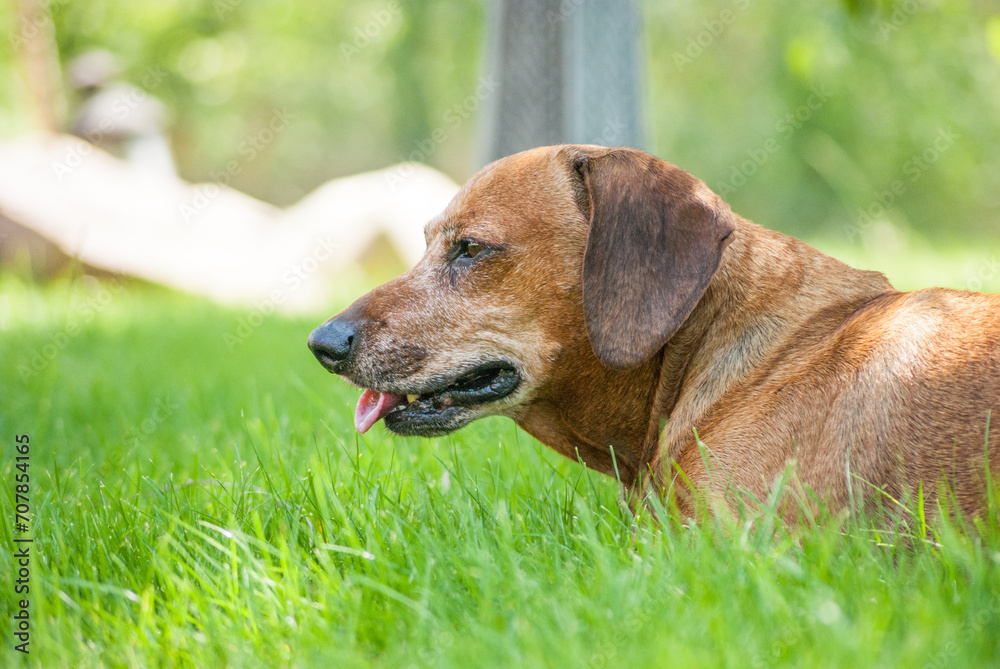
[11,0,66,132]
[482,0,645,164]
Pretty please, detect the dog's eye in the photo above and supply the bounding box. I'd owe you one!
[452,239,487,265]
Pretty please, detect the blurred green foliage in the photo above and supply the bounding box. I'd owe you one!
[648,0,1000,244]
[0,0,997,242]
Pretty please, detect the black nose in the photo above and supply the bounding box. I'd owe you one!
[308,317,357,371]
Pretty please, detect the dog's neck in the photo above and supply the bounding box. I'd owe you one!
[517,220,893,490]
[651,220,894,474]
[517,340,663,487]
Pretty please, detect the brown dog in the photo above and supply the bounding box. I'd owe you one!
[309,145,999,519]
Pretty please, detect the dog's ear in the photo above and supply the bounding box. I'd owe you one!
[568,147,736,370]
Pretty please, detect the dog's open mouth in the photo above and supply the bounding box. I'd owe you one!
[354,362,521,435]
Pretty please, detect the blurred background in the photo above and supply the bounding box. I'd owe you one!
[0,0,998,296]
[3,4,1000,665]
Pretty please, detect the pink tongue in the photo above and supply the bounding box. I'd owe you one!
[354,389,408,434]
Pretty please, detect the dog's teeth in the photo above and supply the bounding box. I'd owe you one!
[407,394,418,403]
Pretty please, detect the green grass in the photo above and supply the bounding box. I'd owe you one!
[1,242,1000,668]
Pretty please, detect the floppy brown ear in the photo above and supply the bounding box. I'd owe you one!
[570,147,736,369]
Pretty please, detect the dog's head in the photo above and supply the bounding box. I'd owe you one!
[308,145,735,438]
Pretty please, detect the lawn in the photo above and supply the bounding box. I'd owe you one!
[2,240,999,668]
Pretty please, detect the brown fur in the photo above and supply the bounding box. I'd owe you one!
[314,145,1000,520]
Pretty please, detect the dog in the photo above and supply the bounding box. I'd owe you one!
[308,145,999,520]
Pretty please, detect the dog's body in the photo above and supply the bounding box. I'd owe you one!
[654,224,1000,517]
[309,145,999,519]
